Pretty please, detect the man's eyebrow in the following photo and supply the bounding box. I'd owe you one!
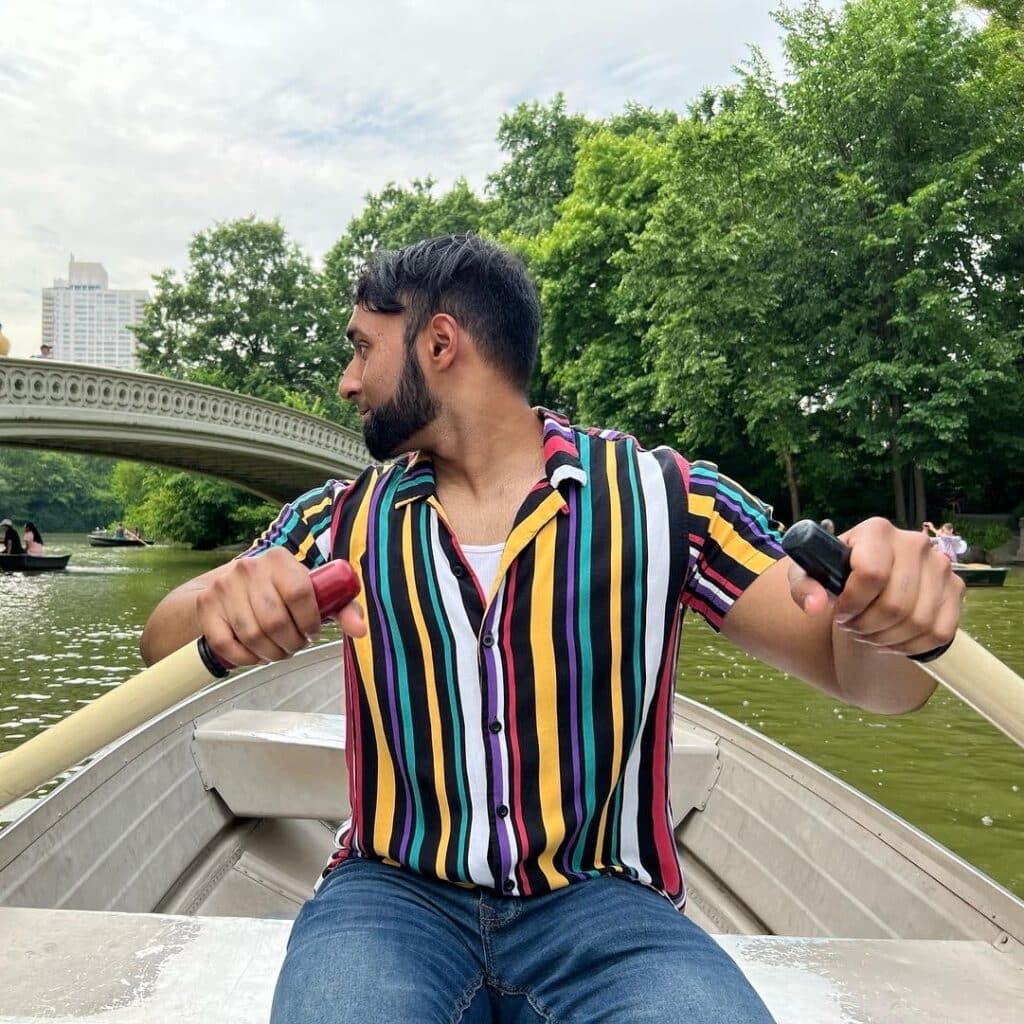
[345,326,357,341]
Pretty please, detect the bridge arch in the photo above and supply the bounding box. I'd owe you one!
[0,358,372,504]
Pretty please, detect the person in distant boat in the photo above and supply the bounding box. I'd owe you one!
[921,521,967,563]
[22,522,45,555]
[143,235,964,1024]
[114,523,126,538]
[1,519,25,555]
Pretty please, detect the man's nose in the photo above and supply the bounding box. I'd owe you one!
[339,358,361,401]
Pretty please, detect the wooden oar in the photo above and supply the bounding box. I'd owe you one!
[0,561,360,809]
[783,520,1024,749]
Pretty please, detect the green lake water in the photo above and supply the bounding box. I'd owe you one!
[1,534,1022,897]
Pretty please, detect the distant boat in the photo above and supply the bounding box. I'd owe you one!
[953,564,1008,587]
[0,553,71,572]
[88,533,153,548]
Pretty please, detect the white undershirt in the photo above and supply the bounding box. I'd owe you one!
[461,542,505,596]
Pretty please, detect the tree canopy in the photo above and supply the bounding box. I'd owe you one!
[24,0,1018,546]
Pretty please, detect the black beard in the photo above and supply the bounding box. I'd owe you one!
[362,348,441,461]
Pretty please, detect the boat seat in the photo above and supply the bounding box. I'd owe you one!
[191,709,721,824]
[1,906,1022,1023]
[192,710,350,821]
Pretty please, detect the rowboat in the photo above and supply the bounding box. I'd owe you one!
[88,534,153,548]
[0,552,70,572]
[953,563,1009,587]
[1,641,1021,1023]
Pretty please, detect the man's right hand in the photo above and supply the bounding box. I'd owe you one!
[141,546,367,667]
[193,548,366,668]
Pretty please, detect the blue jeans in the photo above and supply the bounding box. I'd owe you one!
[271,859,775,1023]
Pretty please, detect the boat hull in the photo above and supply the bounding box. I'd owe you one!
[2,643,1022,1023]
[88,535,152,547]
[0,553,70,572]
[953,564,1008,587]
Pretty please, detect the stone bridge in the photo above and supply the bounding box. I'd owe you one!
[0,358,371,503]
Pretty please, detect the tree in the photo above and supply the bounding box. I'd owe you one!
[617,78,825,522]
[486,94,592,238]
[773,0,1024,523]
[0,451,120,532]
[133,217,354,425]
[527,127,672,437]
[112,462,277,550]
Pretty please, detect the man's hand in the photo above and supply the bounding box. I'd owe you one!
[787,516,964,659]
[195,547,366,668]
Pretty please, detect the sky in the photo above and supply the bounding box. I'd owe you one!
[1,0,840,357]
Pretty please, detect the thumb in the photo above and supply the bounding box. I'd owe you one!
[334,600,368,639]
[787,561,831,616]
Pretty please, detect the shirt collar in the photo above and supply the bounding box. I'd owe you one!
[392,408,587,508]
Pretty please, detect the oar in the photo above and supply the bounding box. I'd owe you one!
[783,520,1024,749]
[0,560,360,809]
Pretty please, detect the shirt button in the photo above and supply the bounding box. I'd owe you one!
[489,720,502,734]
[452,564,464,578]
[481,633,496,648]
[496,804,509,818]
[503,880,515,893]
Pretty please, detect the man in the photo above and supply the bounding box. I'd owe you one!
[30,342,54,359]
[142,235,963,1023]
[1,518,25,555]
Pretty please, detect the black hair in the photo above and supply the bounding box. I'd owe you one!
[353,234,541,392]
[24,521,43,545]
[3,524,25,555]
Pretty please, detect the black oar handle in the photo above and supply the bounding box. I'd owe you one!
[196,560,362,678]
[780,520,850,596]
[781,519,951,664]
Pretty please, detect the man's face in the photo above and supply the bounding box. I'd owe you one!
[341,306,440,461]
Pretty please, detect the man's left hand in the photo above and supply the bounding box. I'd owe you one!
[787,516,965,659]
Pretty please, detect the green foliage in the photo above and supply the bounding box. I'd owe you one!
[529,128,671,435]
[773,0,1023,520]
[113,462,277,550]
[486,94,592,238]
[59,0,1020,541]
[132,217,353,424]
[950,518,1013,550]
[0,451,120,533]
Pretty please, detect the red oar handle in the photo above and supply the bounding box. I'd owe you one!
[197,560,362,677]
[310,559,362,619]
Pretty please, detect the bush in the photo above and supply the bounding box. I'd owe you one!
[951,519,1013,552]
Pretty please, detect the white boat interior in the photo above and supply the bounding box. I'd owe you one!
[1,641,1022,1022]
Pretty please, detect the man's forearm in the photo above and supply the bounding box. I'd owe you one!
[139,580,208,665]
[830,624,939,714]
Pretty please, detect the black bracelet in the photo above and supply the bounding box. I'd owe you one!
[908,638,954,664]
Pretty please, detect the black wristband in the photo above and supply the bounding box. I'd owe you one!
[196,635,231,678]
[908,638,954,664]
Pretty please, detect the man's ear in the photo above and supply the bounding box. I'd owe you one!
[426,313,459,369]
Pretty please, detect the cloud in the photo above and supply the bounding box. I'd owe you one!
[0,0,832,356]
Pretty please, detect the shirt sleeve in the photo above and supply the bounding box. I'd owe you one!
[680,459,785,631]
[240,479,351,569]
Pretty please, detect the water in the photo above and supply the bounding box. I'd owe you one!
[1,535,1022,896]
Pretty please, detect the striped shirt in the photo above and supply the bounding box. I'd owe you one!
[246,409,784,906]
